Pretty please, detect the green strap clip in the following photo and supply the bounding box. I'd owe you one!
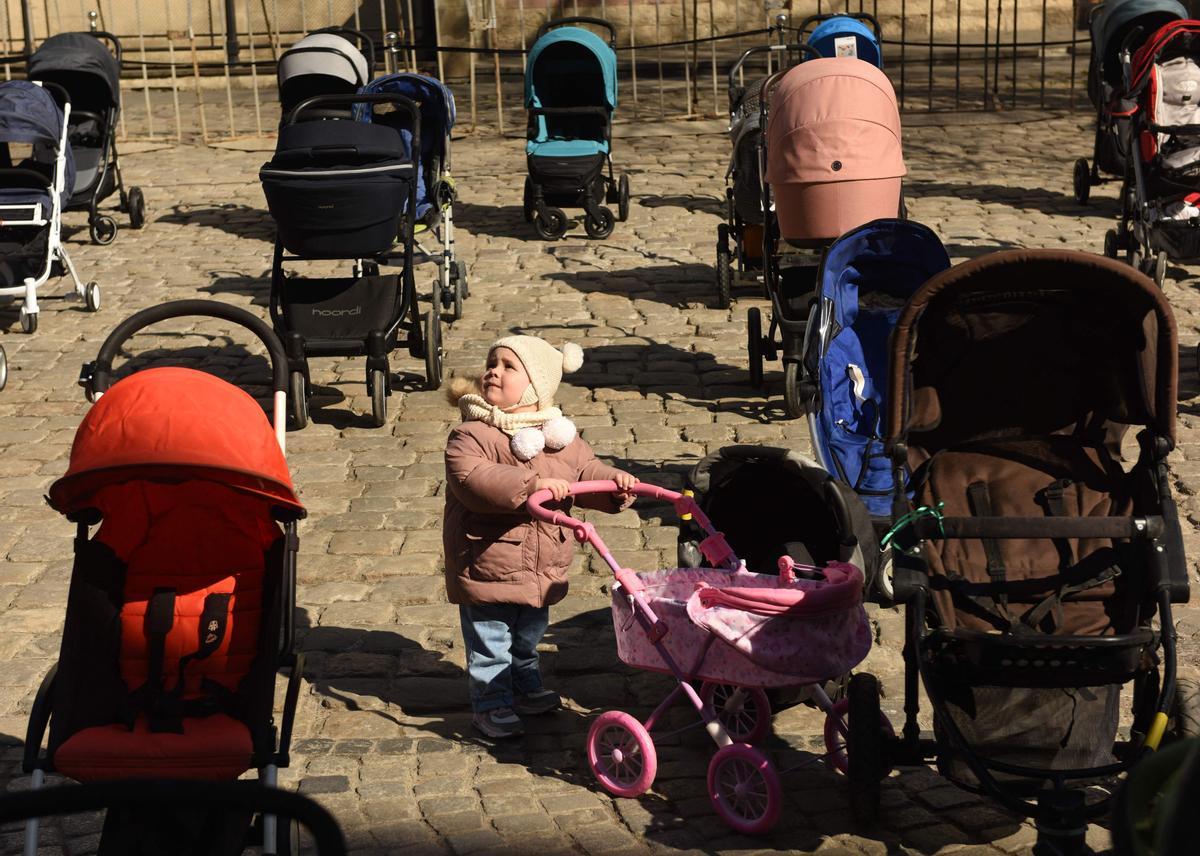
[879,501,946,552]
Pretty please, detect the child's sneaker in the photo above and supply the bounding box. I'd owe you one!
[514,688,561,715]
[472,706,524,739]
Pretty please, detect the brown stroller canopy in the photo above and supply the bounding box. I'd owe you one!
[885,249,1178,452]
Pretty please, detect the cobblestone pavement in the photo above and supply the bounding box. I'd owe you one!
[1,110,1198,855]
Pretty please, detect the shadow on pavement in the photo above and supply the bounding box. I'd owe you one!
[156,203,274,242]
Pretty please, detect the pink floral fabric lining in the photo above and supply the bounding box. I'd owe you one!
[611,565,872,687]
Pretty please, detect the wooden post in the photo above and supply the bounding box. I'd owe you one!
[488,0,503,133]
[244,0,263,137]
[468,0,478,132]
[189,28,210,144]
[433,0,446,81]
[709,0,717,117]
[629,0,637,117]
[134,0,155,138]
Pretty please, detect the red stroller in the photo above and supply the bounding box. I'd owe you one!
[22,301,306,855]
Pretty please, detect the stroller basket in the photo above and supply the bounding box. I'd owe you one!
[612,564,870,688]
[927,628,1156,688]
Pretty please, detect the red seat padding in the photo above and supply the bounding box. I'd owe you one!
[54,714,252,782]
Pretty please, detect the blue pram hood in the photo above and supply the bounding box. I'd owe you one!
[0,81,74,204]
[806,219,949,516]
[807,17,883,68]
[359,73,455,220]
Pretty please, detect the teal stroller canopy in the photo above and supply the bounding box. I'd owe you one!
[525,27,618,110]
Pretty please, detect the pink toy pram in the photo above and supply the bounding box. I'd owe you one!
[527,480,880,835]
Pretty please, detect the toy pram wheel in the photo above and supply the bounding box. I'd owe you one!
[746,308,764,388]
[0,345,7,391]
[823,694,896,775]
[700,683,771,744]
[19,307,37,335]
[90,215,117,246]
[423,311,444,391]
[587,710,657,798]
[585,207,615,240]
[618,174,631,222]
[1154,252,1168,288]
[1103,229,1119,259]
[847,673,887,823]
[369,368,388,428]
[535,207,567,240]
[783,362,804,420]
[84,281,101,313]
[523,177,535,222]
[128,187,146,229]
[289,371,308,429]
[707,743,782,835]
[1073,158,1091,205]
[715,225,733,310]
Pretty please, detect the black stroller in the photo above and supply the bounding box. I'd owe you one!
[523,17,629,240]
[714,42,817,309]
[1073,0,1186,206]
[851,250,1194,856]
[28,31,145,245]
[260,91,440,429]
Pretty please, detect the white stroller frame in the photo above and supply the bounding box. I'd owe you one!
[0,82,98,334]
[413,132,466,322]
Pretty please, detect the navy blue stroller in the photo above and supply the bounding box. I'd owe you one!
[360,73,468,321]
[800,219,949,599]
[0,80,99,334]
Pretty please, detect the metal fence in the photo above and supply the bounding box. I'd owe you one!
[0,1,1093,144]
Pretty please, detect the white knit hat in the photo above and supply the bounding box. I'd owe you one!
[490,335,584,410]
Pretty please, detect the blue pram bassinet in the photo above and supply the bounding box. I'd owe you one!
[359,72,467,320]
[802,218,948,531]
[523,17,629,240]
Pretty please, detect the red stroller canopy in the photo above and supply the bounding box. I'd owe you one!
[49,367,303,517]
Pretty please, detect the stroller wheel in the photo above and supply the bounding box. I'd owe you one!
[454,260,469,299]
[0,345,7,391]
[1073,158,1091,205]
[84,281,101,313]
[522,176,535,222]
[746,308,764,388]
[587,710,657,798]
[1103,229,1119,259]
[1170,676,1200,739]
[268,813,301,856]
[423,311,444,391]
[128,187,147,229]
[699,683,772,744]
[289,371,308,430]
[707,743,782,835]
[618,173,631,222]
[715,225,733,310]
[451,277,464,321]
[584,207,615,240]
[847,673,888,823]
[822,693,896,775]
[1129,248,1142,273]
[19,307,37,335]
[1154,252,1168,288]
[369,368,388,428]
[535,207,567,240]
[783,362,804,420]
[90,215,117,246]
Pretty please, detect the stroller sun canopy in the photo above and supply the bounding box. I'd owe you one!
[807,17,882,68]
[28,32,121,108]
[278,32,369,90]
[525,27,618,110]
[885,250,1178,449]
[49,367,304,517]
[0,81,74,200]
[1094,0,1187,87]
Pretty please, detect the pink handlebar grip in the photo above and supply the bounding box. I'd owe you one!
[526,479,683,535]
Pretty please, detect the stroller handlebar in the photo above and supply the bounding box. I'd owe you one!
[534,16,617,48]
[728,43,820,92]
[792,11,883,42]
[83,300,291,452]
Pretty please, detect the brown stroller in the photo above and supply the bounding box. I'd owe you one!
[849,250,1195,856]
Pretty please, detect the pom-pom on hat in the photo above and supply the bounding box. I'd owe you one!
[490,335,583,409]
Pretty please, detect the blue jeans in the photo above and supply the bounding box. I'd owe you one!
[459,603,549,713]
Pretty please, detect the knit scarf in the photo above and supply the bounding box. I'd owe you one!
[458,393,563,436]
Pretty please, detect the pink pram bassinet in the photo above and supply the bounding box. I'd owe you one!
[612,564,871,688]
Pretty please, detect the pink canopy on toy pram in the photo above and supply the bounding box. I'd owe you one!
[765,57,905,241]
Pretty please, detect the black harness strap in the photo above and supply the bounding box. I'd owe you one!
[168,592,233,711]
[1039,478,1078,572]
[966,481,1009,615]
[129,588,179,733]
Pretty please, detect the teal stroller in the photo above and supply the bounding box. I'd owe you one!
[523,17,629,240]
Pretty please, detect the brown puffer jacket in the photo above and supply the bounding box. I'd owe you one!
[443,418,627,608]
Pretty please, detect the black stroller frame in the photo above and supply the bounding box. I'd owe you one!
[268,92,441,430]
[523,17,630,241]
[28,31,145,245]
[715,41,818,310]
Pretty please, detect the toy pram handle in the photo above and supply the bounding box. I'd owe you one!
[535,16,617,48]
[83,299,290,451]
